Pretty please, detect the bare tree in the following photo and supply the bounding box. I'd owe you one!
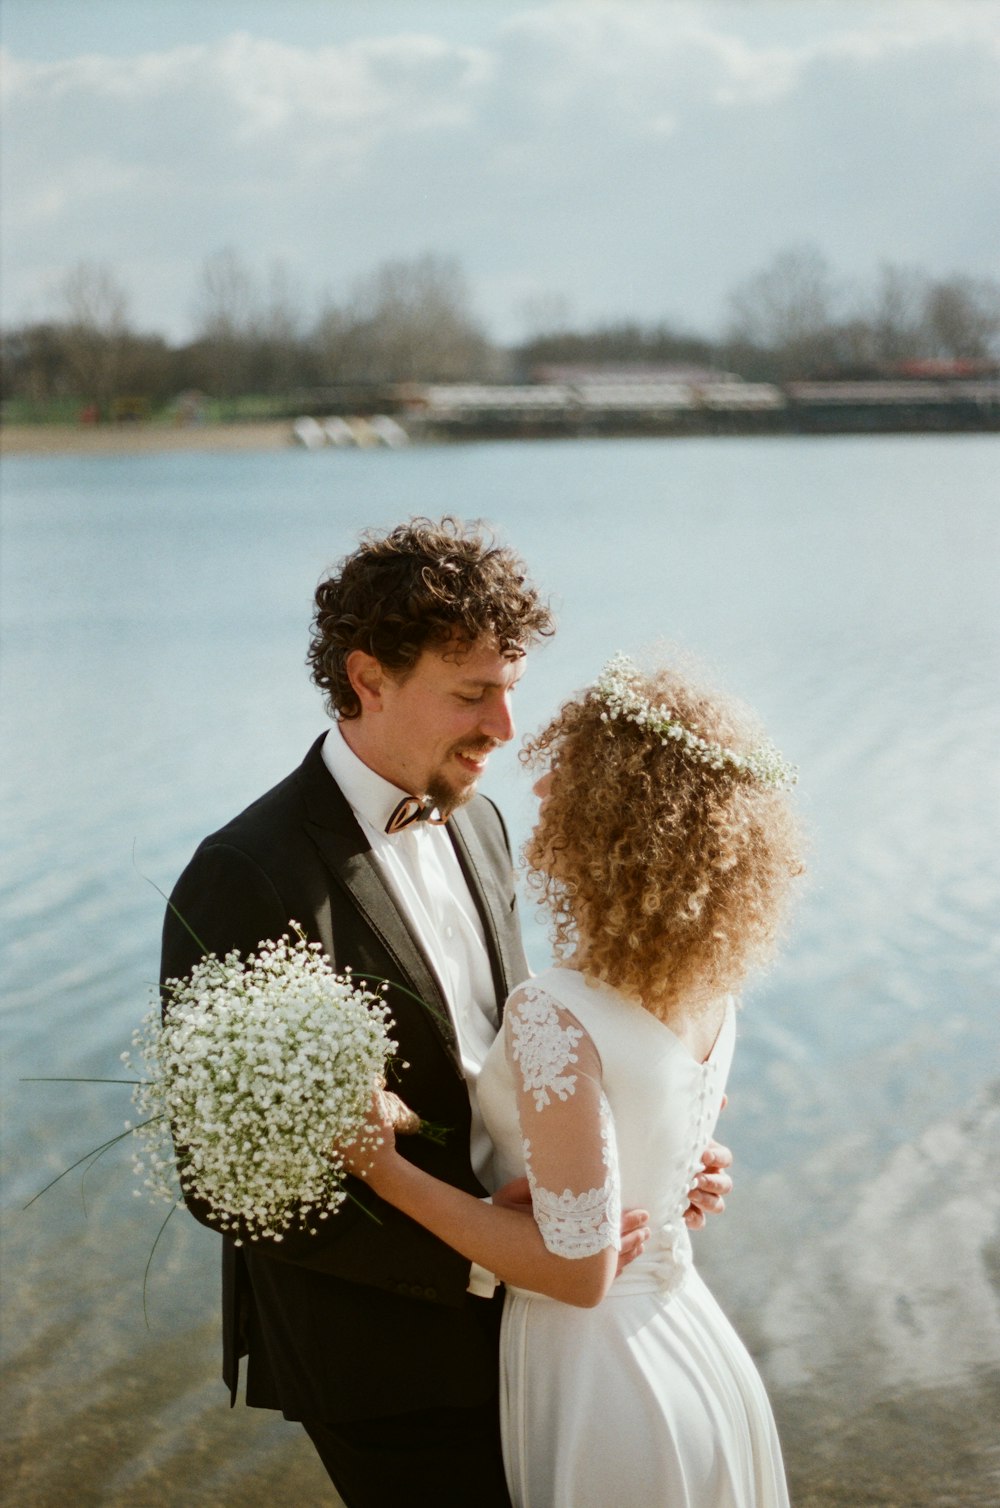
[725,244,839,378]
[193,247,256,342]
[249,260,309,392]
[847,263,929,367]
[922,275,1000,360]
[56,261,133,412]
[1,324,70,405]
[191,247,257,395]
[315,254,493,385]
[313,301,371,386]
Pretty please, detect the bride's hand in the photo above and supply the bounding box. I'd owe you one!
[336,1086,418,1180]
[382,1090,421,1136]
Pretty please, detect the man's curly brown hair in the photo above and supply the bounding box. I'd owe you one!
[308,516,553,718]
[522,659,803,1021]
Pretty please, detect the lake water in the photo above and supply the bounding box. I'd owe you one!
[2,434,999,1506]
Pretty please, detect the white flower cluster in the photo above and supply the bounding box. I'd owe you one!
[122,931,397,1244]
[595,653,797,789]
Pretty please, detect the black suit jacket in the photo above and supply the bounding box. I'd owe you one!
[161,734,530,1422]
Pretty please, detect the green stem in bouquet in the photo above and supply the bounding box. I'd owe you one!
[356,970,451,1031]
[22,1077,148,1085]
[137,855,212,961]
[143,1204,178,1329]
[23,1115,165,1209]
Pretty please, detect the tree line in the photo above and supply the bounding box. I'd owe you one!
[2,246,998,420]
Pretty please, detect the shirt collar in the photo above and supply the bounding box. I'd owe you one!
[321,722,421,836]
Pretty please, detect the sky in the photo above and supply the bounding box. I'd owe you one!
[1,0,998,345]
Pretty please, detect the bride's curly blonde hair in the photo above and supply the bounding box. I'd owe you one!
[521,658,803,1020]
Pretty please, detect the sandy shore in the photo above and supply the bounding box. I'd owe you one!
[0,422,296,457]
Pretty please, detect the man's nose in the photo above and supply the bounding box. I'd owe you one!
[480,692,516,745]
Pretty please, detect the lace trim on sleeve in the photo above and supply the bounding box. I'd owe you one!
[508,984,584,1110]
[523,1092,622,1259]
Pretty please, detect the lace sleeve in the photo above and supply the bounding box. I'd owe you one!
[504,983,621,1261]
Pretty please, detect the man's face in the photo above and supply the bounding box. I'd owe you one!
[353,636,526,814]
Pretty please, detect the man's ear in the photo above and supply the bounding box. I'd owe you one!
[345,650,385,713]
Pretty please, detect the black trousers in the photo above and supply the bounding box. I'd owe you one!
[301,1290,510,1507]
[302,1398,511,1507]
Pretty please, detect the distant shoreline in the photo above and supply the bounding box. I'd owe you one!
[4,415,998,458]
[0,422,295,457]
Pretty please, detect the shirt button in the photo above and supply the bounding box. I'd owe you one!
[445,925,454,939]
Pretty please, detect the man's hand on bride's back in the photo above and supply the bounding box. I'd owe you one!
[684,1136,734,1230]
[615,1206,651,1274]
[491,1175,533,1213]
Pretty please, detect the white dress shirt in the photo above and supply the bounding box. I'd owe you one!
[322,723,501,1295]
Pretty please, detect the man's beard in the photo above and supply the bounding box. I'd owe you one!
[426,739,498,819]
[426,777,472,821]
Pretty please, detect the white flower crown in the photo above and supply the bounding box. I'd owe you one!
[594,653,797,790]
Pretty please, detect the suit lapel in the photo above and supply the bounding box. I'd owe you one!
[448,806,517,1015]
[297,741,460,1066]
[319,834,459,1050]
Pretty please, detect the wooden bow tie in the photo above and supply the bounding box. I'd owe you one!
[384,796,446,834]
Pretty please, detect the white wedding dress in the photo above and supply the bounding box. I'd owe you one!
[477,966,789,1508]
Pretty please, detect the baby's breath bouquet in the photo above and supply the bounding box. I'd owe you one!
[123,930,397,1245]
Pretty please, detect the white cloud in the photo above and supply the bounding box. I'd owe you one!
[2,31,493,164]
[16,157,144,230]
[208,31,493,144]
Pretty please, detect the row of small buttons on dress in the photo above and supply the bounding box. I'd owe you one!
[657,1061,726,1272]
[687,1057,723,1188]
[650,1056,725,1291]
